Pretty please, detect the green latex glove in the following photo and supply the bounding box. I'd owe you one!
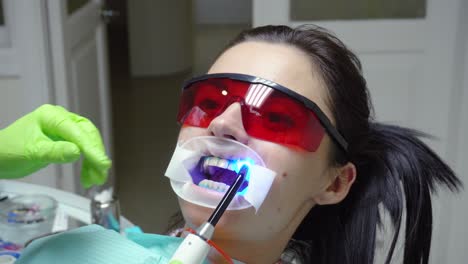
[0,104,111,188]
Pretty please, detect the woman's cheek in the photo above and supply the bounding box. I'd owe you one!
[177,127,209,142]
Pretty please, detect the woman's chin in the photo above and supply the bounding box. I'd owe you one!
[178,193,255,234]
[172,181,252,211]
[178,197,213,227]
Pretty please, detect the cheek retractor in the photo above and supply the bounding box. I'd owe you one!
[165,136,277,211]
[169,165,249,264]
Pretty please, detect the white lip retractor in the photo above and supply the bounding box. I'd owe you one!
[165,136,277,212]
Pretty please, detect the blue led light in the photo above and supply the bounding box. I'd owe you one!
[234,158,254,173]
[233,158,254,195]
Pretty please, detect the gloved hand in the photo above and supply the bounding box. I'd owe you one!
[0,104,111,188]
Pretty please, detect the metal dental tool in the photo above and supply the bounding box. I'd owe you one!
[169,165,249,264]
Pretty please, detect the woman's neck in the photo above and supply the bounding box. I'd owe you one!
[204,207,310,264]
[206,234,290,264]
[189,200,315,263]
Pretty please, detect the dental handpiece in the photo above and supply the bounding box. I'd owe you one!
[169,165,249,264]
[207,164,249,227]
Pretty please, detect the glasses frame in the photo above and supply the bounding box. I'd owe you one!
[182,73,349,154]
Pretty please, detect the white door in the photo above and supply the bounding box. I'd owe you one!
[46,0,113,195]
[253,0,464,263]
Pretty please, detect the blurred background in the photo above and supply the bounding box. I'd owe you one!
[0,0,467,263]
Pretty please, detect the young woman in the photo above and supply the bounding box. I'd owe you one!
[13,25,462,264]
[171,24,462,264]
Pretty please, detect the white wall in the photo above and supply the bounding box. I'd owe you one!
[445,0,468,261]
[0,1,59,189]
[194,0,251,25]
[127,1,193,76]
[0,77,24,127]
[193,25,248,75]
[0,77,58,188]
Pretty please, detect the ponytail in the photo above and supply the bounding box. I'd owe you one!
[292,122,462,264]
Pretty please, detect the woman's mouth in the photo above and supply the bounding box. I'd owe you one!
[189,156,249,193]
[165,136,276,210]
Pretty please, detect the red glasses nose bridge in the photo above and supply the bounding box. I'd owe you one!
[207,101,250,143]
[217,96,248,124]
[224,95,245,109]
[212,94,247,119]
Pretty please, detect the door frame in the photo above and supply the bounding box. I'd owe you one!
[47,0,113,194]
[3,0,113,193]
[3,0,60,188]
[3,0,53,110]
[445,0,468,261]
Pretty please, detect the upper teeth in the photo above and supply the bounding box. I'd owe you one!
[202,156,237,172]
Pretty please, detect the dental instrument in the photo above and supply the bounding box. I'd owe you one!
[169,165,249,264]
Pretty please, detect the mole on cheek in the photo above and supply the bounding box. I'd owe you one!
[277,207,281,213]
[282,172,288,178]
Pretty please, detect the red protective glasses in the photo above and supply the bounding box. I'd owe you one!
[177,73,348,153]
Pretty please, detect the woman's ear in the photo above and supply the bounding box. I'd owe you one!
[314,162,356,205]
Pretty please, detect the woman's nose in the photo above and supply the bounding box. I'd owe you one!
[207,103,249,144]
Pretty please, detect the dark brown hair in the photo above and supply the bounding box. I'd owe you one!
[225,25,462,264]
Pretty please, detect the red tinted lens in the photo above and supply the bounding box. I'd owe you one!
[177,79,250,127]
[243,92,325,151]
[178,78,325,151]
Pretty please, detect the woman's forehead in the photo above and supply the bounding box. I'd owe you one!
[208,41,330,115]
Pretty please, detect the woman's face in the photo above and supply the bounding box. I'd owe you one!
[177,41,338,241]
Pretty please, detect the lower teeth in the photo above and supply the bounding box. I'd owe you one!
[198,179,229,192]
